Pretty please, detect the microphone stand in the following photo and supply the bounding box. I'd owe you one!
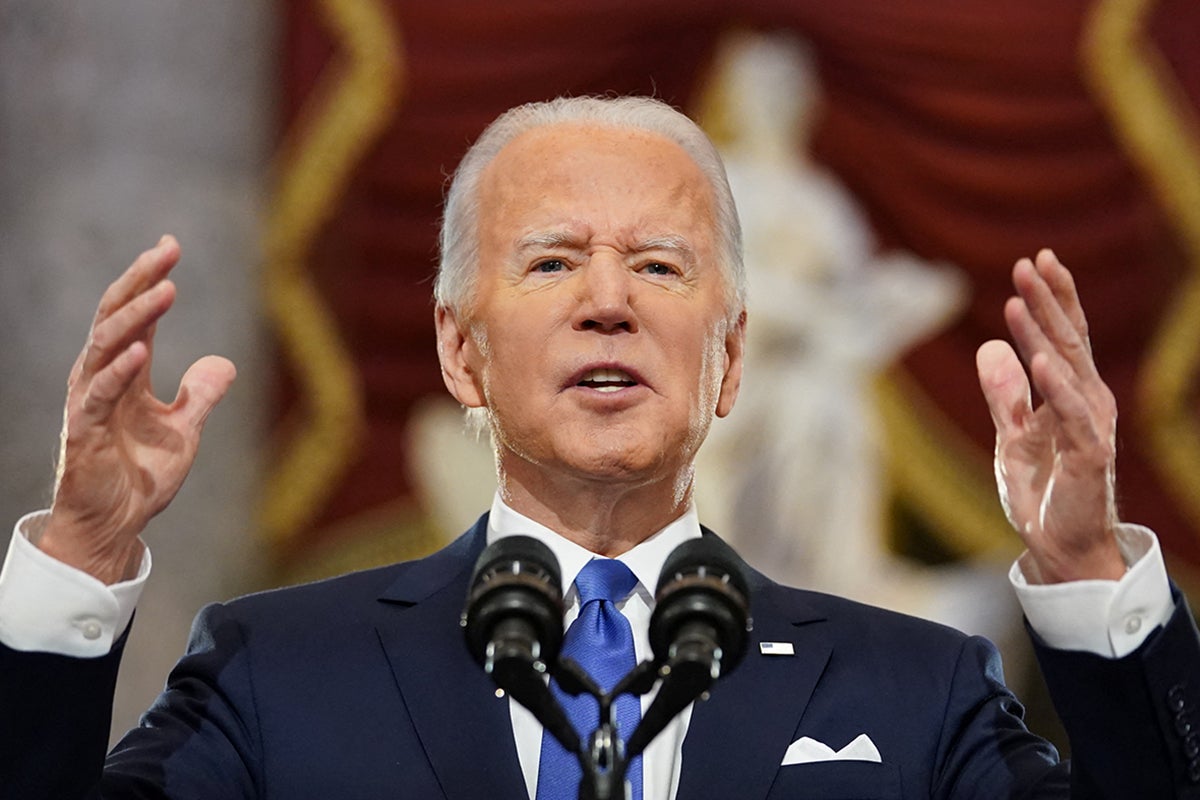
[550,658,660,800]
[549,634,733,799]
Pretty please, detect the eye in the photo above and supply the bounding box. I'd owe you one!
[532,259,566,274]
[641,261,677,277]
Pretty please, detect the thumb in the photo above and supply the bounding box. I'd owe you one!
[174,355,237,430]
[976,339,1030,438]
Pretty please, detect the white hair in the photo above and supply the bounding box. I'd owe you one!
[434,95,745,318]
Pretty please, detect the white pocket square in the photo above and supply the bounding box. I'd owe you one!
[782,733,882,765]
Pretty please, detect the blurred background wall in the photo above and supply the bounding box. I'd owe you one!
[0,1,273,741]
[2,0,1198,750]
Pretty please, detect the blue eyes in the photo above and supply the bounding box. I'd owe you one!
[530,260,676,277]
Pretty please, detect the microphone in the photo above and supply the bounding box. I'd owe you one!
[461,536,580,754]
[626,536,750,758]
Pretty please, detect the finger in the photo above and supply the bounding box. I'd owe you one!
[1028,350,1115,454]
[1012,255,1099,382]
[81,280,175,381]
[130,322,159,395]
[1002,294,1076,395]
[72,237,178,391]
[1033,249,1090,344]
[1002,294,1042,373]
[79,341,151,421]
[976,339,1032,437]
[93,235,181,327]
[172,355,237,431]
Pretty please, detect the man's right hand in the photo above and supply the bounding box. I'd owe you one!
[36,236,237,585]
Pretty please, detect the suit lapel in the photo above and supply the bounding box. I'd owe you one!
[374,518,529,800]
[676,577,831,800]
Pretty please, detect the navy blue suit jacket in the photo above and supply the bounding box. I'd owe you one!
[3,515,1200,799]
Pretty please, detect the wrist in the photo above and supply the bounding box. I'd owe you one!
[1021,537,1126,584]
[38,513,144,585]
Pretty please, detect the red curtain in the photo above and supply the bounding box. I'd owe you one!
[270,0,1200,580]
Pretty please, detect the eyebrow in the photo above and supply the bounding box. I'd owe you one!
[632,235,696,263]
[515,231,584,253]
[515,231,697,265]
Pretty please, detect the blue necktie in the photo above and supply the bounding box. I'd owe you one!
[536,558,642,800]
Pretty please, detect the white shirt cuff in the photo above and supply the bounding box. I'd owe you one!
[1011,523,1173,658]
[0,510,150,657]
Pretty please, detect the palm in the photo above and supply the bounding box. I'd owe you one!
[42,238,235,584]
[999,398,1111,545]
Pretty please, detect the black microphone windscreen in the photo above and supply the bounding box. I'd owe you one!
[470,535,562,588]
[462,535,564,668]
[655,535,749,599]
[628,535,752,759]
[650,535,750,671]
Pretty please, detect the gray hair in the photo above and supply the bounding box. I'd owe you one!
[434,95,745,318]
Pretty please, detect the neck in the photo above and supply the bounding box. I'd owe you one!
[497,458,693,557]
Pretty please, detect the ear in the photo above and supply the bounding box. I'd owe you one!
[715,310,746,418]
[434,305,486,408]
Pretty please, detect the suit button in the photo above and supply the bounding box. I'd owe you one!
[1189,759,1200,783]
[1185,734,1200,759]
[1176,716,1193,737]
[1170,691,1188,713]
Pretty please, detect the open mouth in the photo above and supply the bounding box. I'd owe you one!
[577,367,638,393]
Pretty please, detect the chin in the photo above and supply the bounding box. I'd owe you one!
[569,443,680,486]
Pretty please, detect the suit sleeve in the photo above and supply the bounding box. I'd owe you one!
[1032,586,1200,799]
[930,590,1200,800]
[0,636,124,799]
[0,602,263,800]
[930,633,1069,799]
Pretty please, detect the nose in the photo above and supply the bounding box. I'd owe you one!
[573,257,638,334]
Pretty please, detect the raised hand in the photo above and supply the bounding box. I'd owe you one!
[976,249,1125,583]
[37,236,237,585]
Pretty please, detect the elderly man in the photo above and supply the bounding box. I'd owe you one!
[1,96,1197,799]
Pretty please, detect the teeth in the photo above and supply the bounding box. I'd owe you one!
[583,368,633,382]
[579,368,636,390]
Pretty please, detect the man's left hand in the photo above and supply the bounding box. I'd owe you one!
[976,249,1125,583]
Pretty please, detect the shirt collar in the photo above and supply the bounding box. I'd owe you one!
[485,491,700,597]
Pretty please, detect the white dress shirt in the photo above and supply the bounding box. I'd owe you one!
[0,500,1177,800]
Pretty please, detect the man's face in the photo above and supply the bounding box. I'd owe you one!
[437,123,744,496]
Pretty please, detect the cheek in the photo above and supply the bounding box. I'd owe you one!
[476,331,540,406]
[676,328,729,446]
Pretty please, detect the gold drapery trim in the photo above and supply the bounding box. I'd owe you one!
[1083,0,1200,533]
[874,372,1019,559]
[260,0,404,546]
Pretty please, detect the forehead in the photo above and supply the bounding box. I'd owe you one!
[477,122,717,240]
